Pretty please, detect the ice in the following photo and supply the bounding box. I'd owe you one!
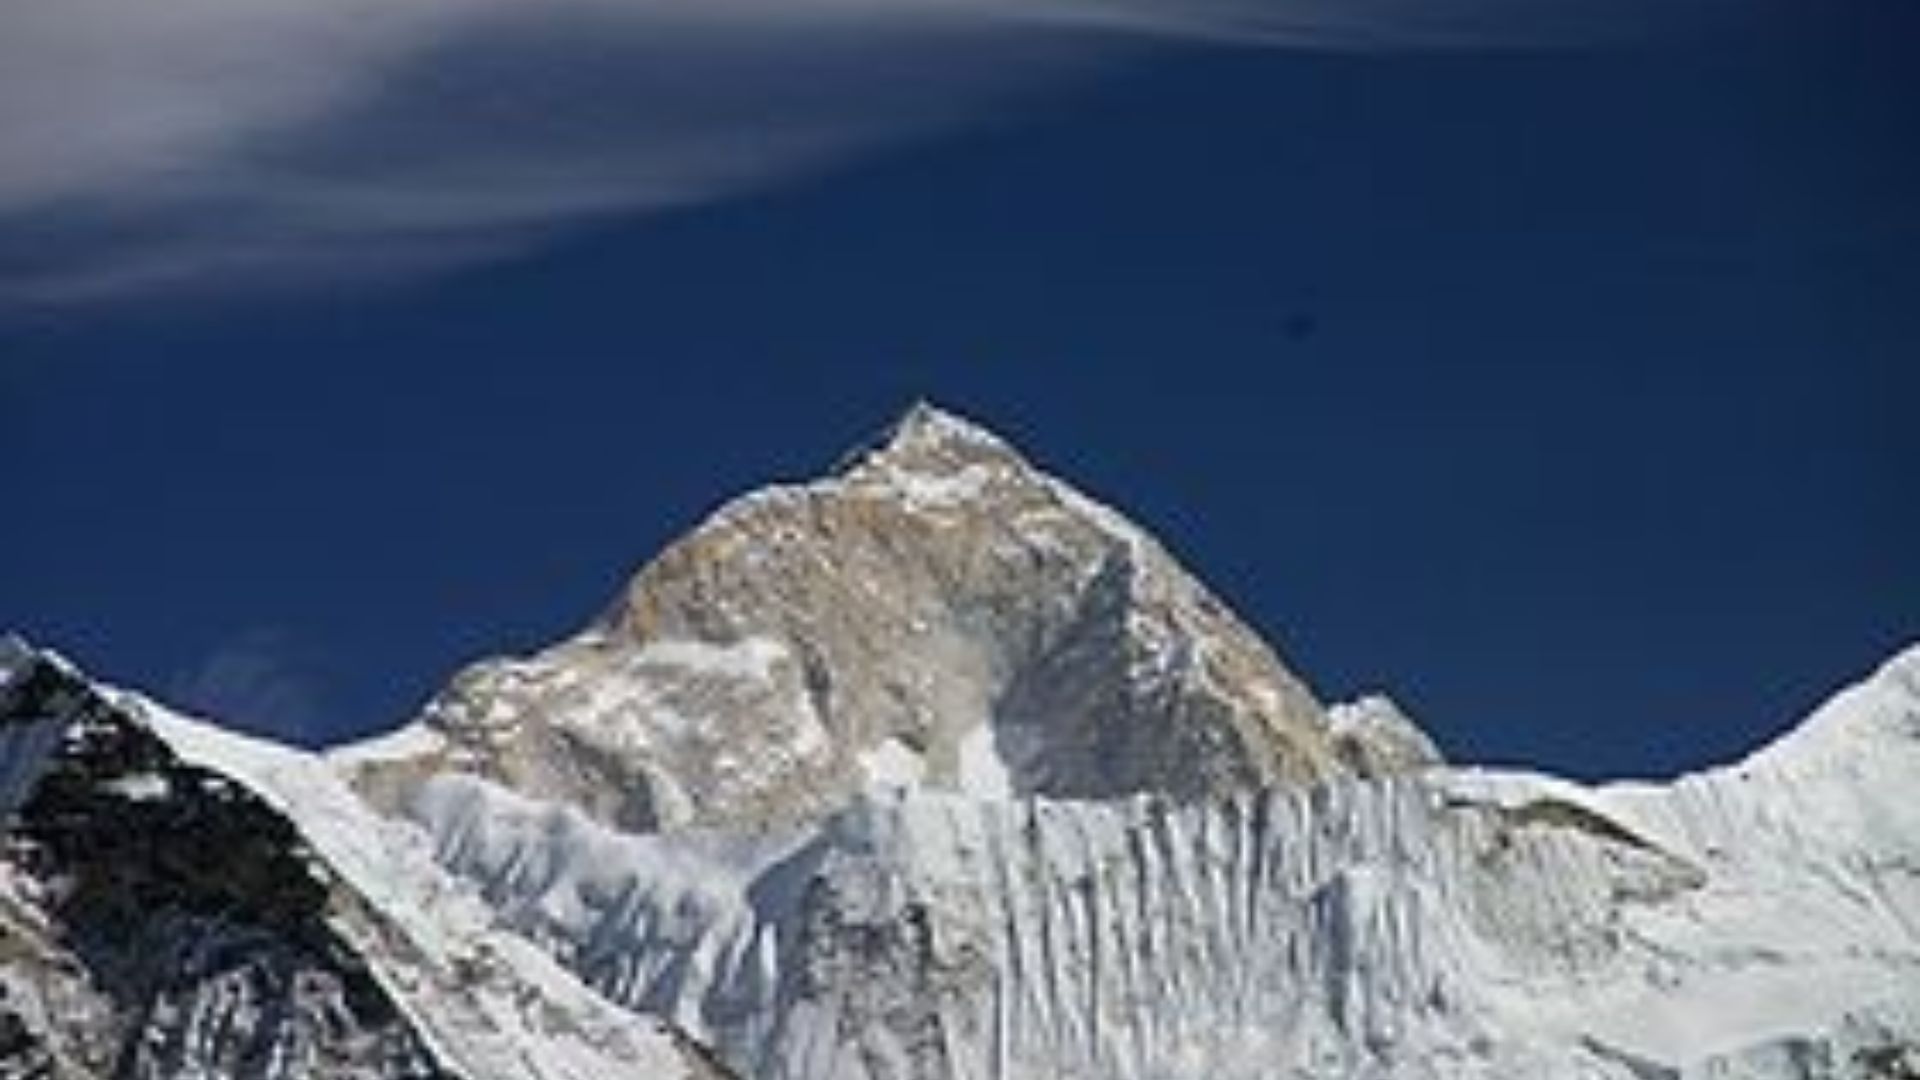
[350,643,1920,1078]
[4,576,1916,1079]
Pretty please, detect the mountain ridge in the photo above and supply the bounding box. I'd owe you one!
[2,405,1916,1080]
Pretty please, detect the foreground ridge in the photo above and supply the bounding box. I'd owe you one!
[3,408,1917,1080]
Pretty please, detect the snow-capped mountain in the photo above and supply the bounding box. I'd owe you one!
[3,406,1916,1079]
[353,404,1370,837]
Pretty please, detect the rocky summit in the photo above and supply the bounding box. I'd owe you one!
[2,405,1917,1080]
[355,404,1396,833]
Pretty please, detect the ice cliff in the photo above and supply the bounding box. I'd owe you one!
[2,406,1915,1080]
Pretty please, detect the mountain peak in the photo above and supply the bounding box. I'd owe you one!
[887,400,998,450]
[847,400,1028,482]
[9,406,1920,1080]
[369,404,1343,831]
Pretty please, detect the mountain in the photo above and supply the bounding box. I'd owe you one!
[352,403,1380,835]
[3,405,1916,1080]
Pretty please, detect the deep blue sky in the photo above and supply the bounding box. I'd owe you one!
[4,8,1916,780]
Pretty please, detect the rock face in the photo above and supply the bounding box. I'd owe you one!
[369,405,1350,832]
[0,645,448,1080]
[3,405,1917,1080]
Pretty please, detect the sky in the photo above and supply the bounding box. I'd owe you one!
[2,0,1916,782]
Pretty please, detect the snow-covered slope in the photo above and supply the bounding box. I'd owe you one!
[365,646,1920,1079]
[0,640,702,1080]
[3,407,1915,1079]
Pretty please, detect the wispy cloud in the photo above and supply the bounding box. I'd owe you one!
[0,0,1744,305]
[170,627,331,741]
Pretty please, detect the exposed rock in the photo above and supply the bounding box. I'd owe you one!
[363,405,1350,831]
[0,652,447,1080]
[5,409,1917,1080]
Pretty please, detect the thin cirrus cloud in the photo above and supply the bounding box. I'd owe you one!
[169,627,332,743]
[0,0,1740,305]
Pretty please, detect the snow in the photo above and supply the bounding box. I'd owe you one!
[11,404,1913,1080]
[404,770,816,1037]
[0,634,31,689]
[845,405,1020,511]
[1574,957,1917,1065]
[880,462,998,510]
[955,723,1013,798]
[1047,477,1157,568]
[8,629,1919,1080]
[637,636,787,682]
[100,687,697,1080]
[99,771,171,801]
[327,719,447,768]
[860,737,926,791]
[885,402,1016,458]
[361,643,1920,1079]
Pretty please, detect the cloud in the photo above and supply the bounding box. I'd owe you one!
[0,0,1745,305]
[170,627,331,742]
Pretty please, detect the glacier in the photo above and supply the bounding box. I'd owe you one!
[337,644,1920,1078]
[2,406,1916,1079]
